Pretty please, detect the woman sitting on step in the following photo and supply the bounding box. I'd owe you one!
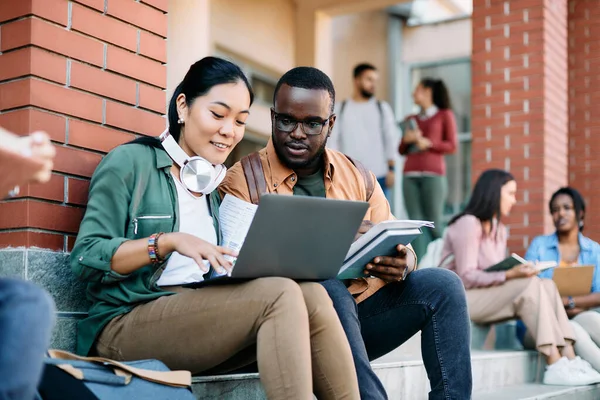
[441,169,600,386]
[70,56,359,400]
[524,187,600,374]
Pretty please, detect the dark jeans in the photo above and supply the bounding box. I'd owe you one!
[0,278,55,400]
[321,268,472,400]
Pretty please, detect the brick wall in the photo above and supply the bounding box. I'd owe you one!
[0,0,168,251]
[471,0,568,255]
[568,0,600,242]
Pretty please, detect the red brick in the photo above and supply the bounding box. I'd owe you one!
[67,178,90,206]
[53,146,102,178]
[0,79,31,110]
[69,119,135,153]
[0,0,31,23]
[106,0,167,37]
[0,47,67,85]
[0,201,28,229]
[0,108,66,143]
[0,231,64,251]
[106,46,166,88]
[105,101,165,136]
[140,0,168,13]
[139,84,166,114]
[66,235,76,252]
[71,3,138,52]
[0,18,104,67]
[73,0,104,12]
[70,62,136,105]
[29,201,84,233]
[139,31,166,63]
[28,79,103,122]
[17,173,64,202]
[0,0,68,26]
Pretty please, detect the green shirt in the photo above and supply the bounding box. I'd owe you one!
[292,168,326,198]
[70,142,222,356]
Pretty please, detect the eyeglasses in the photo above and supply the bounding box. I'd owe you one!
[272,110,334,136]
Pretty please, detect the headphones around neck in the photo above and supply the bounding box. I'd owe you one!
[159,129,226,195]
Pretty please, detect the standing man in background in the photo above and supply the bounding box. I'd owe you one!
[328,63,398,198]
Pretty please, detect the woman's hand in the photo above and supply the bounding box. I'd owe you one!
[161,232,238,275]
[567,308,584,318]
[505,263,538,280]
[415,137,432,151]
[403,128,422,144]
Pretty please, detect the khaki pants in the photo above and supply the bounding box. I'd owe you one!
[466,277,575,356]
[95,277,359,400]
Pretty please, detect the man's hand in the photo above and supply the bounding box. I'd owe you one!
[385,170,394,188]
[354,220,374,242]
[364,244,412,283]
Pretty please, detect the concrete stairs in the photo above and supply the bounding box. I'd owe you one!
[2,248,598,399]
[191,323,600,399]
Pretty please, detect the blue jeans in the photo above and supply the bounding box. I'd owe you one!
[376,176,389,199]
[321,268,472,400]
[0,279,55,400]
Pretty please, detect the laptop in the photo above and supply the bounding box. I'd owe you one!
[190,194,369,286]
[552,265,595,297]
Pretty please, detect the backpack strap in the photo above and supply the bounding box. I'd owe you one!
[345,155,375,202]
[338,100,347,152]
[376,100,385,148]
[241,151,374,203]
[240,152,267,205]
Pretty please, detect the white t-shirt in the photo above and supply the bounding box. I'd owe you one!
[327,98,399,178]
[156,176,218,286]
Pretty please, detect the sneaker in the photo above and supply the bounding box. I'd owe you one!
[569,356,600,383]
[543,357,598,386]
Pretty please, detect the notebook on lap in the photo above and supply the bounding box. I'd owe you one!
[552,265,595,297]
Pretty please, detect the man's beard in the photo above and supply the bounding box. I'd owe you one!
[272,132,328,170]
[360,88,374,99]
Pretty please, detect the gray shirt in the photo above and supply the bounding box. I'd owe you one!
[328,98,398,178]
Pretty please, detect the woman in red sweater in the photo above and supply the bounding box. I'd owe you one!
[399,78,457,258]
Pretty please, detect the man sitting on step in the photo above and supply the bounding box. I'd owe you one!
[220,67,472,400]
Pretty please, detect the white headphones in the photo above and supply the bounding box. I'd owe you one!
[159,129,226,195]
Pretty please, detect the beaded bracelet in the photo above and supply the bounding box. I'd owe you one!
[148,232,165,264]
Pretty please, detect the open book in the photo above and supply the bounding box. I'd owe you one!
[214,194,258,276]
[484,253,557,272]
[337,220,434,280]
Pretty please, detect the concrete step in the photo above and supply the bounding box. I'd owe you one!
[191,349,542,399]
[473,383,600,400]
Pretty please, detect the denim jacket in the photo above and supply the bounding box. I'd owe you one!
[525,232,600,293]
[70,143,222,356]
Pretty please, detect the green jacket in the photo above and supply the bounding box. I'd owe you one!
[70,142,222,356]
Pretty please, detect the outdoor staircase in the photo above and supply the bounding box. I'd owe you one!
[1,248,598,399]
[191,323,600,399]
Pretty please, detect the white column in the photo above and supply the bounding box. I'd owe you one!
[167,0,211,100]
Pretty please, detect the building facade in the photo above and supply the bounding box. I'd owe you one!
[0,0,597,258]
